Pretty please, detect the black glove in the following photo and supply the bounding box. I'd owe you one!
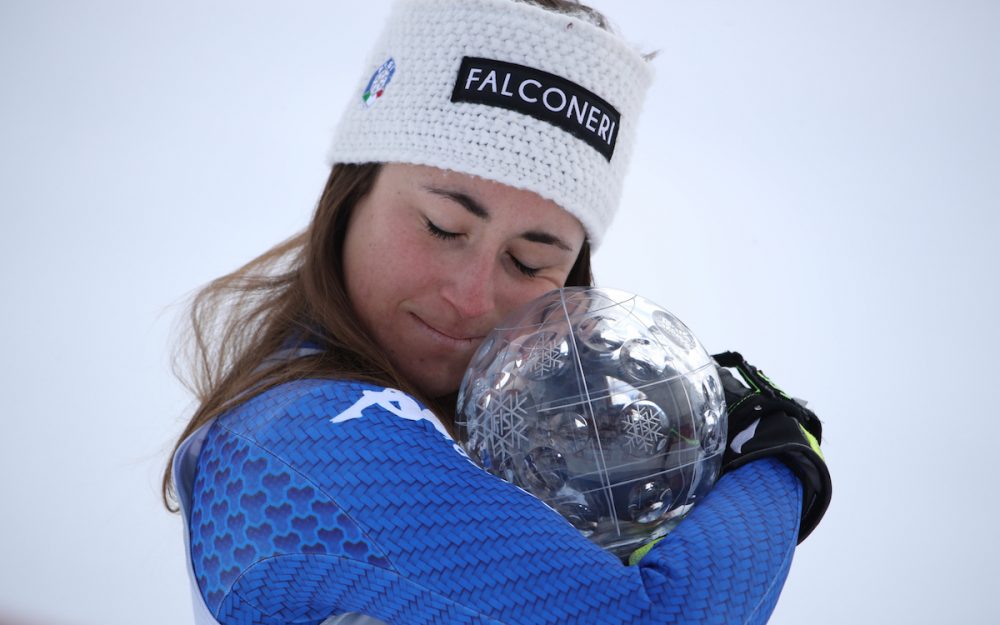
[713,351,832,543]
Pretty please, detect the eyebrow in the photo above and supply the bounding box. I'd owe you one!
[521,230,572,251]
[425,187,490,220]
[424,186,573,252]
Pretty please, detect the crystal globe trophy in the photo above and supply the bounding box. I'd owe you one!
[456,287,727,559]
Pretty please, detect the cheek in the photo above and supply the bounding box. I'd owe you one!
[352,224,439,302]
[495,281,559,321]
[346,219,397,309]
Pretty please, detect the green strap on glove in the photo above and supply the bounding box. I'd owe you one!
[714,351,832,543]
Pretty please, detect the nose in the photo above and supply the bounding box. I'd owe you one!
[440,253,497,321]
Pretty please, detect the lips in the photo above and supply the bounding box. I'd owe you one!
[409,312,487,345]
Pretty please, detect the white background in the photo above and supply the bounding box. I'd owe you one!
[2,1,998,623]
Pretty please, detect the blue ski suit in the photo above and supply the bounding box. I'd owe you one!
[174,378,802,624]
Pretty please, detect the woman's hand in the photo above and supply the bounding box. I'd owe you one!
[714,351,832,543]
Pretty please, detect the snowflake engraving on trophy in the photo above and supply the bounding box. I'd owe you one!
[517,331,570,380]
[456,288,727,559]
[477,389,532,470]
[652,309,697,352]
[619,401,669,456]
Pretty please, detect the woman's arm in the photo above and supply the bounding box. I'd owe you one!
[189,379,801,625]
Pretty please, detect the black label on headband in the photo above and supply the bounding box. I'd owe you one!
[451,56,620,161]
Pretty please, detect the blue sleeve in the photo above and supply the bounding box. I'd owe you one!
[190,379,801,625]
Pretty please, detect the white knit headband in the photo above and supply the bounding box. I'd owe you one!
[327,0,652,248]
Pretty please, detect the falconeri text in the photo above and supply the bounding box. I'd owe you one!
[451,57,621,160]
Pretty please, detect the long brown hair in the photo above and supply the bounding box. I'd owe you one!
[161,162,594,511]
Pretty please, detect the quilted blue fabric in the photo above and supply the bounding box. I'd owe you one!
[190,379,802,624]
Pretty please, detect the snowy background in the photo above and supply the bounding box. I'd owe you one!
[2,1,998,623]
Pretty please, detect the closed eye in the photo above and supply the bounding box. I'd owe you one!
[425,216,539,277]
[424,217,461,240]
[509,253,539,278]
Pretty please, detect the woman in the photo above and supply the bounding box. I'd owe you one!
[165,1,824,623]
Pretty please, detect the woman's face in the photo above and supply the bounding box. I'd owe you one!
[343,163,586,398]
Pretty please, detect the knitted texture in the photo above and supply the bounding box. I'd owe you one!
[327,0,653,249]
[189,378,802,624]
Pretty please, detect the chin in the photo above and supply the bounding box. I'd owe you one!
[423,379,462,403]
[398,366,459,402]
[401,352,470,395]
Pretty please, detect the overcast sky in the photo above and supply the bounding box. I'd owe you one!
[1,1,998,623]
